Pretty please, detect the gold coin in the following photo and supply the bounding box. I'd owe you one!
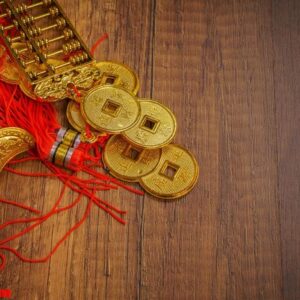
[66,101,88,132]
[123,99,177,149]
[140,144,199,200]
[0,127,35,172]
[103,135,162,182]
[67,101,107,143]
[96,61,140,95]
[81,85,140,134]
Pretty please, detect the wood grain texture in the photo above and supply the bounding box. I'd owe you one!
[0,0,299,299]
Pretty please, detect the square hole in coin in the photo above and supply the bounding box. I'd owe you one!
[102,99,121,117]
[160,161,180,180]
[123,145,142,161]
[102,73,118,85]
[141,116,159,133]
[105,75,117,85]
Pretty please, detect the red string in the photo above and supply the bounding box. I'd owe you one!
[0,253,5,271]
[0,194,83,231]
[91,33,109,56]
[83,166,145,196]
[0,182,69,246]
[85,123,93,139]
[0,197,93,266]
[0,198,41,214]
[4,164,125,216]
[8,155,40,165]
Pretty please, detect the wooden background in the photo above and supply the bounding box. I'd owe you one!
[0,0,299,299]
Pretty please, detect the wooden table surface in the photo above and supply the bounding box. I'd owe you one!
[0,0,299,299]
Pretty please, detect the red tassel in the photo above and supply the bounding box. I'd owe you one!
[0,33,144,270]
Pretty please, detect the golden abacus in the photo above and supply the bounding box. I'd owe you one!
[0,0,98,101]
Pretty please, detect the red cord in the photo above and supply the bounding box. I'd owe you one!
[0,198,93,266]
[0,198,41,214]
[91,33,109,56]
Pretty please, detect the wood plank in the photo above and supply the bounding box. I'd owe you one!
[272,1,300,299]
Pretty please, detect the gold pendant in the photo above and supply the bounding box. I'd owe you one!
[0,127,35,172]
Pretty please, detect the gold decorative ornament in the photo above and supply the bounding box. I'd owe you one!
[81,85,141,134]
[0,127,35,172]
[123,99,177,149]
[140,144,199,199]
[52,142,69,167]
[103,135,162,182]
[34,66,101,101]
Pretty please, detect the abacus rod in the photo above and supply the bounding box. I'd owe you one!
[48,35,65,43]
[46,49,63,58]
[1,23,16,31]
[27,1,46,10]
[34,12,51,21]
[41,23,58,32]
[53,61,70,70]
[0,11,9,18]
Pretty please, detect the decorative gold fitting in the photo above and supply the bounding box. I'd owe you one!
[54,143,69,167]
[62,129,79,147]
[81,131,98,144]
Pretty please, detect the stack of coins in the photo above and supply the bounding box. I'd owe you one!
[66,61,199,200]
